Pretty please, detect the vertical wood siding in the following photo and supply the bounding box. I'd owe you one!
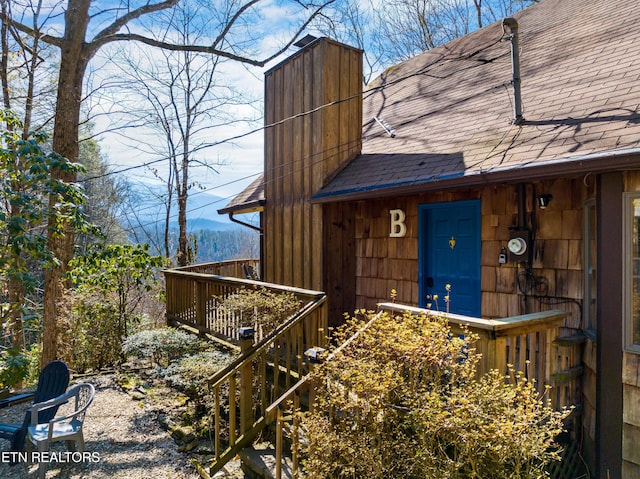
[323,202,356,325]
[623,171,640,477]
[264,39,362,299]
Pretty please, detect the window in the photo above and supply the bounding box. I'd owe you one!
[583,199,597,335]
[624,193,640,352]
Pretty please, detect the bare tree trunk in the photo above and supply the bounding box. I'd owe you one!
[0,0,10,109]
[7,203,25,351]
[176,140,189,266]
[22,0,45,136]
[42,0,91,366]
[1,1,21,349]
[164,183,172,259]
[176,193,188,265]
[7,283,24,350]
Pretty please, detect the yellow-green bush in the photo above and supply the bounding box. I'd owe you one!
[301,310,569,479]
[216,286,302,334]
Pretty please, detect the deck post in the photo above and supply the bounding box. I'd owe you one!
[195,281,207,333]
[239,327,255,435]
[595,172,623,478]
[305,347,327,412]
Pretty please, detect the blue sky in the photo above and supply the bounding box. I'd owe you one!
[88,0,316,207]
[87,0,532,215]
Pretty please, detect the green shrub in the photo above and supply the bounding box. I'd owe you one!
[23,343,43,387]
[68,244,166,335]
[301,310,570,479]
[59,290,137,372]
[58,244,166,372]
[122,328,204,367]
[0,348,30,389]
[161,350,234,407]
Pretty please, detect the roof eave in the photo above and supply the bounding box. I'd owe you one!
[311,148,640,204]
[217,199,265,215]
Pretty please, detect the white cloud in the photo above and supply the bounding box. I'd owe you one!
[87,0,330,204]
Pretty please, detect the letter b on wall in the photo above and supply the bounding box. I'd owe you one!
[389,209,406,237]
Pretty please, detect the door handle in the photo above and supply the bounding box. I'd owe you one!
[427,277,434,288]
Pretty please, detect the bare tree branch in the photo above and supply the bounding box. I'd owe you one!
[211,0,261,50]
[259,0,337,65]
[3,13,63,48]
[90,0,181,51]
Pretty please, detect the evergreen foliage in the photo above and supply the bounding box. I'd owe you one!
[0,109,94,289]
[0,109,97,379]
[61,244,167,371]
[77,136,127,248]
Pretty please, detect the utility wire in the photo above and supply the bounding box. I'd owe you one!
[112,133,359,222]
[118,137,362,233]
[82,27,507,183]
[96,28,512,233]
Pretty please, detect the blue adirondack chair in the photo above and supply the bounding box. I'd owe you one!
[0,360,70,451]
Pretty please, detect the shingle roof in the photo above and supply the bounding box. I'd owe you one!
[217,175,265,215]
[314,0,640,201]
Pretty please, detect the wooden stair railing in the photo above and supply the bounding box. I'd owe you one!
[264,311,384,479]
[199,292,327,478]
[195,301,583,479]
[201,310,382,479]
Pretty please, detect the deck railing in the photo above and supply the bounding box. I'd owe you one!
[378,303,581,411]
[165,260,330,346]
[266,304,582,479]
[169,258,260,278]
[163,261,327,478]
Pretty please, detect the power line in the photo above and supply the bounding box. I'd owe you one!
[83,28,505,184]
[98,29,510,234]
[119,137,362,233]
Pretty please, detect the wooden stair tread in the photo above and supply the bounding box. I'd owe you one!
[240,442,294,479]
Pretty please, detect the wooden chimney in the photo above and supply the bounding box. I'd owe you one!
[263,38,363,293]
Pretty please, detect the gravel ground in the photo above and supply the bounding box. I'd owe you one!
[0,373,243,479]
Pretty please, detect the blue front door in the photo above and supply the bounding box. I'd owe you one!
[419,200,481,316]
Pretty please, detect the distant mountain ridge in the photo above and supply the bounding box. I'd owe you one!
[181,192,243,231]
[123,184,260,262]
[130,187,249,232]
[169,217,240,232]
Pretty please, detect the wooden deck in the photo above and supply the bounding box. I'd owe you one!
[164,259,326,346]
[378,303,582,411]
[163,260,328,478]
[163,266,582,478]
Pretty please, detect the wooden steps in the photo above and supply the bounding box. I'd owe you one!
[239,442,294,479]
